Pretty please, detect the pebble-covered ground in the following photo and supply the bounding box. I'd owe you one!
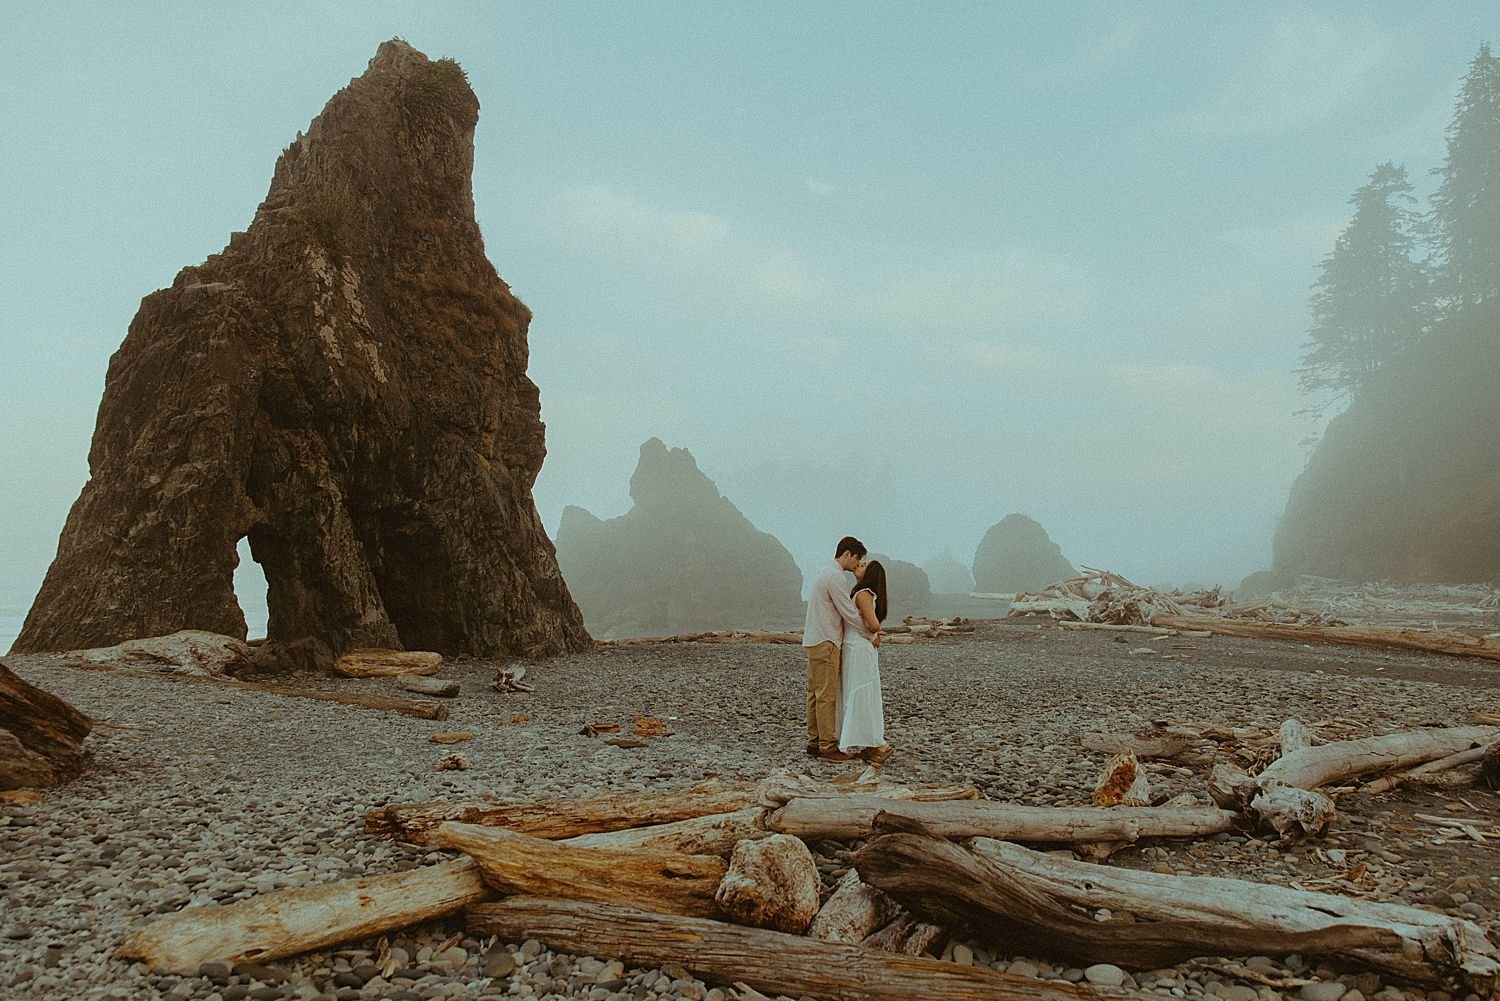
[3,620,1499,1001]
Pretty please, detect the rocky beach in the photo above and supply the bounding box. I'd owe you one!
[4,621,1498,1001]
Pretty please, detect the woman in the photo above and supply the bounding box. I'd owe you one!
[836,559,893,764]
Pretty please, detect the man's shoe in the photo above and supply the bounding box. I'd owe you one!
[804,741,820,758]
[861,744,894,765]
[818,749,855,762]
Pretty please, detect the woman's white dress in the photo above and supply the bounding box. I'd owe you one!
[836,601,885,751]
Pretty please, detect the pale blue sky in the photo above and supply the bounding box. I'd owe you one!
[2,3,1494,642]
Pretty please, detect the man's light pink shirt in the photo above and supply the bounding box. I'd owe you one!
[802,559,869,648]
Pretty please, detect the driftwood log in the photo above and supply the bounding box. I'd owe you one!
[366,779,759,842]
[766,795,1235,844]
[1364,741,1498,794]
[1278,719,1314,756]
[466,897,1144,1001]
[397,675,459,697]
[809,870,900,944]
[1256,725,1500,791]
[116,858,490,974]
[0,658,93,790]
[331,649,442,678]
[66,659,448,720]
[1154,615,1500,662]
[1080,732,1208,762]
[758,772,980,808]
[861,915,947,956]
[851,826,1500,986]
[563,806,767,855]
[431,822,727,918]
[1060,622,1212,638]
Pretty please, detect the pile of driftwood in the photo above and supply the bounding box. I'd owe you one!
[1010,570,1500,663]
[1010,569,1285,626]
[114,722,1500,999]
[877,616,974,645]
[1247,576,1500,633]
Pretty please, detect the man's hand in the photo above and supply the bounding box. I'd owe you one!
[872,631,882,649]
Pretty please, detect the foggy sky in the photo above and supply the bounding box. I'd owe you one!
[2,3,1492,646]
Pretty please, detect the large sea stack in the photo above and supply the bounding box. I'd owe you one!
[13,41,590,660]
[556,439,805,638]
[971,514,1077,593]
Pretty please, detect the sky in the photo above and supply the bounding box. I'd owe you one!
[2,2,1494,644]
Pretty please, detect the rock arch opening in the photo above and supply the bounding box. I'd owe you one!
[234,537,269,641]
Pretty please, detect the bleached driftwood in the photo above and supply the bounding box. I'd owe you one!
[1007,597,1092,620]
[1248,785,1336,839]
[332,649,442,677]
[1081,732,1206,761]
[366,778,758,841]
[1257,725,1500,790]
[757,770,979,809]
[1059,622,1211,638]
[397,675,459,697]
[765,795,1235,843]
[563,806,767,856]
[1154,615,1500,662]
[67,659,449,720]
[851,828,1500,986]
[861,915,947,956]
[76,630,254,676]
[714,834,821,934]
[465,898,1134,1001]
[808,870,899,944]
[1361,741,1497,794]
[1206,763,1258,810]
[116,859,489,974]
[1278,719,1314,756]
[432,822,726,919]
[491,665,534,692]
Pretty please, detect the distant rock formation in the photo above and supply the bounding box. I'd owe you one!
[13,41,589,660]
[1,659,92,790]
[1274,303,1500,582]
[922,553,975,594]
[869,554,931,618]
[971,514,1076,593]
[556,439,805,637]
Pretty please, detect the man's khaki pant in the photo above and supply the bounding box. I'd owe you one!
[805,640,841,753]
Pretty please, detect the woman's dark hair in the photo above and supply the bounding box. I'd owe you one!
[852,560,889,623]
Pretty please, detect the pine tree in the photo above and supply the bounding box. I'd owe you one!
[1298,163,1429,404]
[1430,42,1500,315]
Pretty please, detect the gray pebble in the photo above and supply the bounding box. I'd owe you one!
[1083,964,1126,987]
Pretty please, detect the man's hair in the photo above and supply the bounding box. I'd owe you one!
[835,536,867,559]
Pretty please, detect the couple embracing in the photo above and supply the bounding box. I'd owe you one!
[803,536,893,765]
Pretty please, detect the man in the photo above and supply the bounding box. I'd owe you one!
[803,535,880,761]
